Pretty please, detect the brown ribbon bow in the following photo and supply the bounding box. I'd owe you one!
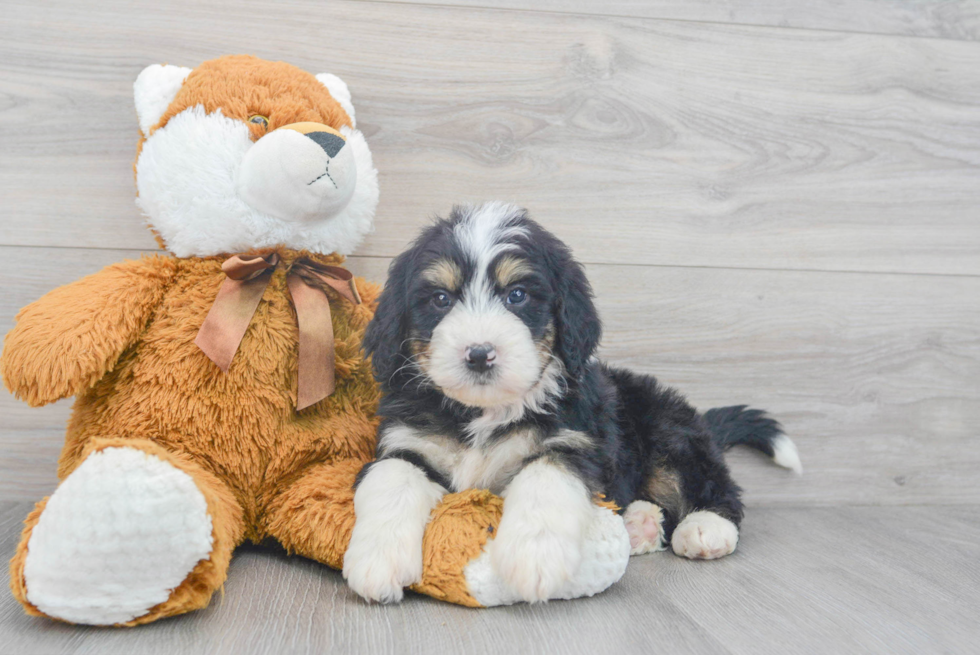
[195,253,361,410]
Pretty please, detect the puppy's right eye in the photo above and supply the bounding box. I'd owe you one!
[431,290,453,309]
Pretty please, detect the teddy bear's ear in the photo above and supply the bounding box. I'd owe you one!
[134,64,193,137]
[315,73,356,128]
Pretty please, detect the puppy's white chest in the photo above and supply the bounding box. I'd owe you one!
[450,431,540,494]
[377,423,544,494]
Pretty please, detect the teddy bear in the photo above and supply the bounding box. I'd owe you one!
[2,55,629,626]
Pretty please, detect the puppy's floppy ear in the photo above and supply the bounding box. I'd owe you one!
[363,249,414,387]
[550,239,601,380]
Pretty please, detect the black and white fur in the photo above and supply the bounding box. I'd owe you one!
[343,202,801,604]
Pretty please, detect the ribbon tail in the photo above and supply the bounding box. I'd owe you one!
[308,266,362,305]
[289,276,335,410]
[195,275,271,371]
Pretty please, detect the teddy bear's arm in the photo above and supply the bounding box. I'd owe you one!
[1,256,178,407]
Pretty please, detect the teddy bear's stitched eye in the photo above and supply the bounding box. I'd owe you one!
[248,115,269,128]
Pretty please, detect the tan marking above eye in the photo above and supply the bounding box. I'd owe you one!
[495,255,533,287]
[422,259,462,292]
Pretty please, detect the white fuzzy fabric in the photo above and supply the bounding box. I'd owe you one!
[135,106,378,257]
[236,128,358,222]
[671,510,739,560]
[315,73,356,127]
[23,447,214,625]
[133,64,192,137]
[466,502,630,606]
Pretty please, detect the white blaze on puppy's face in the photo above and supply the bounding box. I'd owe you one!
[420,203,549,410]
[427,302,540,408]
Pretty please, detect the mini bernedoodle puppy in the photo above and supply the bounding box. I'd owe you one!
[343,202,801,604]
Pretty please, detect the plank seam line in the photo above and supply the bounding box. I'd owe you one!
[346,0,980,46]
[1,243,978,280]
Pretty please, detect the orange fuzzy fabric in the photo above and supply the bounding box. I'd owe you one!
[3,56,502,625]
[152,55,352,140]
[4,249,381,534]
[3,248,493,621]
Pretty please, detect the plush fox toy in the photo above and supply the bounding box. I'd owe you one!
[2,55,629,626]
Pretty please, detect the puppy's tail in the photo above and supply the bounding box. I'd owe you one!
[702,405,802,474]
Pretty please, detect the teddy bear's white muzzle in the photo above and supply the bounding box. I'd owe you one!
[236,124,358,224]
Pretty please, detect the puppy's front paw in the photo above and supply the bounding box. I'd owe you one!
[490,524,582,603]
[671,510,739,560]
[342,538,422,604]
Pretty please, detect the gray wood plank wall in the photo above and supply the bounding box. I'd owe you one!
[2,0,977,506]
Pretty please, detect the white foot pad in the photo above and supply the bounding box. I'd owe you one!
[23,447,214,625]
[671,510,738,560]
[624,501,666,555]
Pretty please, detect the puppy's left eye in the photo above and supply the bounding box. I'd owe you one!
[506,287,528,305]
[432,290,454,309]
[248,115,269,129]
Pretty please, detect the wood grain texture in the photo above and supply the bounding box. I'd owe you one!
[368,0,980,41]
[3,248,977,506]
[2,0,980,275]
[2,501,977,654]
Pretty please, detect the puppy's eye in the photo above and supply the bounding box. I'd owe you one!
[248,115,269,129]
[432,290,454,309]
[506,287,528,305]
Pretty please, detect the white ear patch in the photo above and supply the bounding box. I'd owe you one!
[134,64,192,137]
[316,73,356,127]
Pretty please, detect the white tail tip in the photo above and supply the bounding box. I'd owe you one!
[771,434,803,474]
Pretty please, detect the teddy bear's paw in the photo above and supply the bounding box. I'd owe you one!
[489,524,583,603]
[671,510,739,560]
[342,538,422,604]
[22,446,214,625]
[624,500,667,555]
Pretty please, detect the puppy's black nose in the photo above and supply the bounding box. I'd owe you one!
[306,131,346,158]
[465,344,496,373]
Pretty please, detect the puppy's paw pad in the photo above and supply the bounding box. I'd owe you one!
[491,531,581,602]
[624,500,666,555]
[671,511,738,560]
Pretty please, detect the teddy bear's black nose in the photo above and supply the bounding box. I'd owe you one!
[306,131,346,158]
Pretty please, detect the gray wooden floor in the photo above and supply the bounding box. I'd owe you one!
[1,0,979,653]
[2,501,978,655]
